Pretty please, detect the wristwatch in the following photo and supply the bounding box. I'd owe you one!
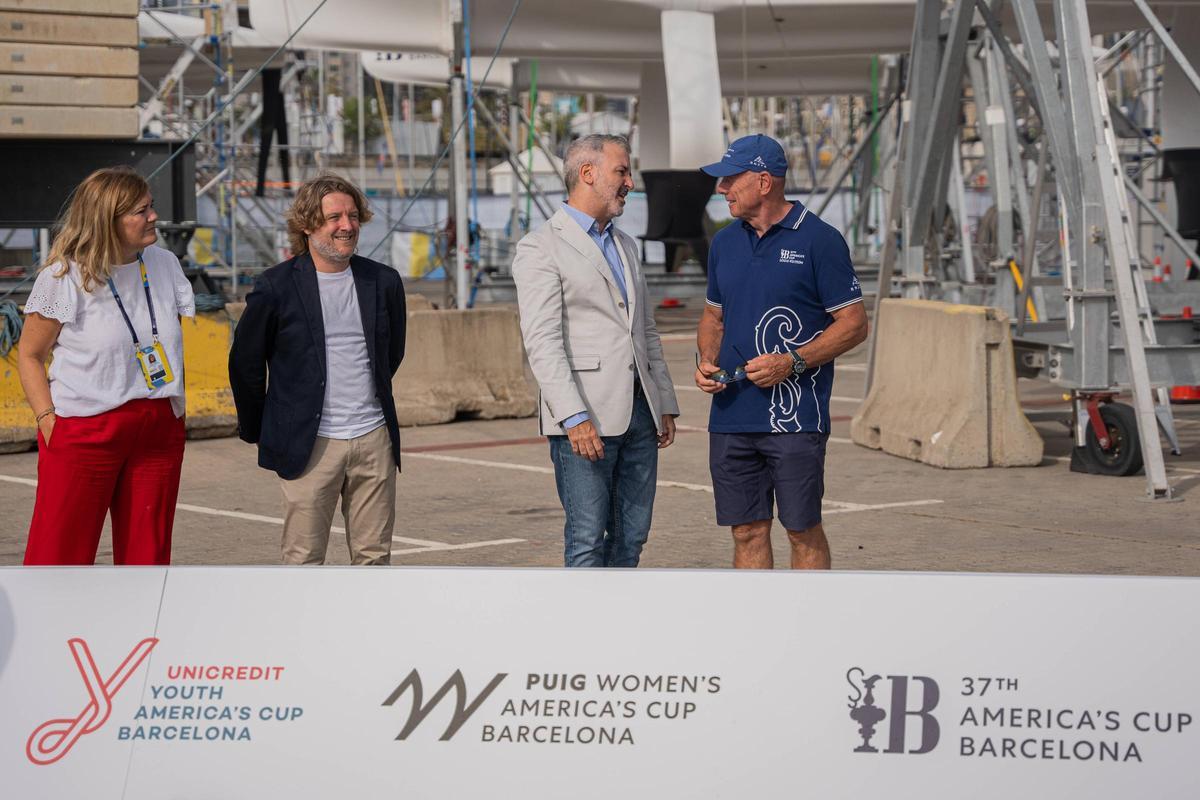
[788,350,807,377]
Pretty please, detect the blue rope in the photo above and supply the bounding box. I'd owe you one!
[0,299,24,358]
[194,293,226,313]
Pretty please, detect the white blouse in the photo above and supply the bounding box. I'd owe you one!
[24,245,197,418]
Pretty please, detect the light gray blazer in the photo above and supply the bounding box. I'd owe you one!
[512,207,680,437]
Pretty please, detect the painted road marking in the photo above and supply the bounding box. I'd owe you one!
[824,499,944,515]
[0,474,35,487]
[672,429,1200,476]
[404,453,942,512]
[0,474,524,556]
[404,427,711,455]
[406,436,546,453]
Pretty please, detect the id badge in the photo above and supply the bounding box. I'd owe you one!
[135,341,175,389]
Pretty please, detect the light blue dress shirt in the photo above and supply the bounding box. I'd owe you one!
[561,202,628,303]
[559,202,629,430]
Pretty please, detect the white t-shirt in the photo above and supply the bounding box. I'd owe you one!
[25,245,196,418]
[315,267,384,439]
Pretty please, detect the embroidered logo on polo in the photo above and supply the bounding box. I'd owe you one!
[750,155,768,169]
[779,249,805,266]
[754,306,822,433]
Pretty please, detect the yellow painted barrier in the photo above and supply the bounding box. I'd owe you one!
[0,310,238,453]
[189,227,217,267]
[181,311,238,439]
[1,300,533,451]
[0,349,33,454]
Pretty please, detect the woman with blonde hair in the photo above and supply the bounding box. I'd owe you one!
[19,165,195,565]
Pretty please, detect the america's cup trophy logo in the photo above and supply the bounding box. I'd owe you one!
[846,667,887,753]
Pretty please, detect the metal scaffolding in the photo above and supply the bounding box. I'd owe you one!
[856,0,1200,499]
[128,4,1200,498]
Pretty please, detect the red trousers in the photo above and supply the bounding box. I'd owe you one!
[24,399,186,565]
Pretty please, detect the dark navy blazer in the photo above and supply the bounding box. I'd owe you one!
[228,253,406,480]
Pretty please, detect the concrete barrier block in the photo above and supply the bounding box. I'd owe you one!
[405,293,433,312]
[0,303,534,444]
[393,308,536,426]
[850,299,1043,468]
[0,312,237,450]
[219,295,426,321]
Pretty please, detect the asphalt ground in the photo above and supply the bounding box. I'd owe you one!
[1,304,1197,573]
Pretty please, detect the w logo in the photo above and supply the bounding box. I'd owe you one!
[382,669,507,740]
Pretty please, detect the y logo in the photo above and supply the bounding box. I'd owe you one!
[27,637,158,765]
[382,669,507,741]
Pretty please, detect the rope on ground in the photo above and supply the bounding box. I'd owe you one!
[0,299,23,357]
[194,293,227,313]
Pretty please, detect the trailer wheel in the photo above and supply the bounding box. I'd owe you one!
[1084,402,1143,476]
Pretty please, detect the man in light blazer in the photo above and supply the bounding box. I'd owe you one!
[512,134,680,568]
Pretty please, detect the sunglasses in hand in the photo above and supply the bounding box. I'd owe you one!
[696,344,751,384]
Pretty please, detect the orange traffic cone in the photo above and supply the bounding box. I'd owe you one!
[1152,256,1164,283]
[1170,385,1200,403]
[1170,306,1200,403]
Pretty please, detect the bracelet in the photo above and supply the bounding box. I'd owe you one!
[35,406,55,423]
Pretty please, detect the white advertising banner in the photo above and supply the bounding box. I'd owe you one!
[2,568,1197,798]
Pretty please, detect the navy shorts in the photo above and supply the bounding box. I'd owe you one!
[709,431,828,531]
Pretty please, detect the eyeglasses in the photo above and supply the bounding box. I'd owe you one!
[696,344,751,384]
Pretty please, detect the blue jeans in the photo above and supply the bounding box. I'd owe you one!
[548,392,659,567]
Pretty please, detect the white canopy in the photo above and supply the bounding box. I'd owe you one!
[139,9,277,48]
[248,0,1200,61]
[362,52,513,90]
[512,55,883,96]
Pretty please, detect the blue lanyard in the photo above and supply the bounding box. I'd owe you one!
[107,254,159,348]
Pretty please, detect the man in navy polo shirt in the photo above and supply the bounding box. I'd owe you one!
[695,134,868,570]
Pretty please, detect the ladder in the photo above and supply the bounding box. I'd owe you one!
[1092,71,1177,498]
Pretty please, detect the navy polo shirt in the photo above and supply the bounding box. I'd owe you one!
[706,201,862,434]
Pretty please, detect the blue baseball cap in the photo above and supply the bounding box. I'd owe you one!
[700,134,788,177]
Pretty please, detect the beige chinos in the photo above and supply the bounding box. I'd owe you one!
[279,425,396,565]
